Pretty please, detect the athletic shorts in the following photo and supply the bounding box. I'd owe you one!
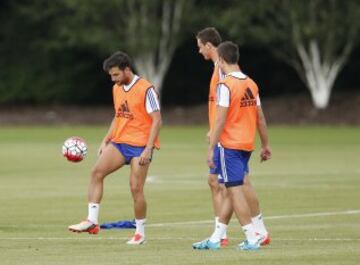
[214,144,251,187]
[209,145,224,184]
[111,142,151,165]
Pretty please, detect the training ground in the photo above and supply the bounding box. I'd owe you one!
[0,126,359,265]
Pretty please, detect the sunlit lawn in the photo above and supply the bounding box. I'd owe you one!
[0,125,359,265]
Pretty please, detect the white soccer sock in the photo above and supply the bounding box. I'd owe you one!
[242,223,258,244]
[215,217,227,239]
[87,203,100,224]
[251,213,268,236]
[135,218,146,236]
[221,228,228,240]
[209,222,227,243]
[215,216,219,229]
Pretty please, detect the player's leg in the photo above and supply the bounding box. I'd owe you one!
[208,173,222,225]
[209,172,231,245]
[193,146,229,250]
[243,175,270,245]
[88,143,126,203]
[227,185,251,221]
[129,157,149,220]
[220,148,260,250]
[209,144,230,245]
[210,185,232,246]
[219,184,233,223]
[226,185,260,250]
[243,175,260,216]
[193,147,223,250]
[193,185,232,250]
[218,183,231,246]
[209,144,223,219]
[193,183,257,251]
[68,143,126,234]
[126,156,150,245]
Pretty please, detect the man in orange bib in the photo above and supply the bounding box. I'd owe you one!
[68,51,162,245]
[193,41,271,251]
[196,27,228,246]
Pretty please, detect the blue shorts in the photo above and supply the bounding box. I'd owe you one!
[214,144,251,187]
[209,145,224,184]
[112,142,149,164]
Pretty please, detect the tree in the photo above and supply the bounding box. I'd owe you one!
[221,0,360,109]
[126,1,185,93]
[14,0,189,95]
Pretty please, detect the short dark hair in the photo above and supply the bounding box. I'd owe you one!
[217,41,239,64]
[196,27,222,47]
[103,51,133,72]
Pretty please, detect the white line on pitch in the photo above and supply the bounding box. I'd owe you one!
[0,209,358,229]
[148,209,360,227]
[265,210,360,220]
[0,237,360,241]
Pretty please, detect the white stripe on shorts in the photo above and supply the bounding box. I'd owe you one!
[219,144,228,183]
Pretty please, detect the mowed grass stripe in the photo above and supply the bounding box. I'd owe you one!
[0,126,359,265]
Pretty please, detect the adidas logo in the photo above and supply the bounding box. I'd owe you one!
[121,100,130,113]
[240,88,257,107]
[116,100,134,119]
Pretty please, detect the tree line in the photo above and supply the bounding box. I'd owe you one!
[0,0,359,109]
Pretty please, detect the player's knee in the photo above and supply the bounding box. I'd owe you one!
[130,182,143,197]
[208,176,219,189]
[220,184,228,196]
[91,167,106,181]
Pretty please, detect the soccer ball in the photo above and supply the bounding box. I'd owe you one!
[62,137,88,162]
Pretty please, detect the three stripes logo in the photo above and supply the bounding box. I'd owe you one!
[116,100,134,120]
[240,88,257,107]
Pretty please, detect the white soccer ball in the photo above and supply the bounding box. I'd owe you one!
[62,136,88,162]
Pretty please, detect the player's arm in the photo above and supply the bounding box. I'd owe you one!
[208,83,229,168]
[146,111,162,149]
[257,104,271,162]
[208,106,228,168]
[139,88,162,166]
[206,130,211,143]
[139,111,162,166]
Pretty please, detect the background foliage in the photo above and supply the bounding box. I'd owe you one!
[0,0,359,106]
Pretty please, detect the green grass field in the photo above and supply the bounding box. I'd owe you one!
[0,125,359,265]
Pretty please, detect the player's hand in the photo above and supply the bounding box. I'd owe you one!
[207,148,215,168]
[260,145,272,162]
[139,147,152,166]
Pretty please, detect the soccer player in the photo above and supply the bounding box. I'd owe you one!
[193,41,271,250]
[68,51,162,245]
[196,28,271,247]
[195,27,228,246]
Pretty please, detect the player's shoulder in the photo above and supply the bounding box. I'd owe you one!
[138,77,152,86]
[232,73,257,88]
[246,76,258,89]
[221,73,243,85]
[137,77,155,91]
